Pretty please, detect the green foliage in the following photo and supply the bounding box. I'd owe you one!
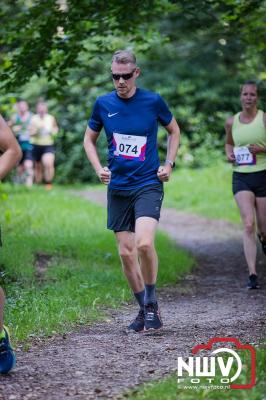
[1,0,266,182]
[139,0,266,168]
[0,0,171,91]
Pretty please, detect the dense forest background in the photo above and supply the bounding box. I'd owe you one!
[1,0,266,183]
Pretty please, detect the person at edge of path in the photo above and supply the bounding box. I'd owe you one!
[84,50,180,332]
[0,114,22,373]
[29,100,58,190]
[9,99,34,187]
[225,80,266,290]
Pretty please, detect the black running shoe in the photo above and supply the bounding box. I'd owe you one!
[258,234,266,255]
[144,302,163,331]
[128,309,145,332]
[247,274,259,289]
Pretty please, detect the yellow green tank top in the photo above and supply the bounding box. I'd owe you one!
[232,109,266,172]
[30,114,57,146]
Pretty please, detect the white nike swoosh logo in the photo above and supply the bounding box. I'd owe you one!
[108,112,119,117]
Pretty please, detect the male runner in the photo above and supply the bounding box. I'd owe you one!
[84,50,180,331]
[9,100,34,187]
[0,114,22,373]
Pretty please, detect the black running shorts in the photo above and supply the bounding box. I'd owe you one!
[32,144,55,162]
[107,184,164,232]
[20,149,33,164]
[232,169,266,197]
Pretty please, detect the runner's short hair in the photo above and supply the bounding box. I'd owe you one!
[240,80,259,94]
[112,50,136,65]
[37,97,46,104]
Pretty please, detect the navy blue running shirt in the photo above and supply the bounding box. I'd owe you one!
[88,88,173,190]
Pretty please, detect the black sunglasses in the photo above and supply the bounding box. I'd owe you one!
[111,69,136,81]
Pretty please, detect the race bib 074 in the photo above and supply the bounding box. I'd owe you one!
[233,146,256,166]
[113,133,147,161]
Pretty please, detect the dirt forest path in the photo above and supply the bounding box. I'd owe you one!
[1,189,265,400]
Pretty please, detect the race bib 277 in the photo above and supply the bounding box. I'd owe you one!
[233,146,256,166]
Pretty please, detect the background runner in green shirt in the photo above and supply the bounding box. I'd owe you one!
[9,100,34,187]
[225,80,266,289]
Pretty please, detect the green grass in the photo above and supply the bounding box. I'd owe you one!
[0,184,193,343]
[164,162,240,223]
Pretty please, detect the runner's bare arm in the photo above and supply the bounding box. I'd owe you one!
[249,112,266,154]
[248,144,266,154]
[165,117,180,163]
[0,115,22,180]
[225,116,235,162]
[83,126,111,184]
[8,115,21,133]
[29,117,38,136]
[157,117,180,182]
[52,117,59,136]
